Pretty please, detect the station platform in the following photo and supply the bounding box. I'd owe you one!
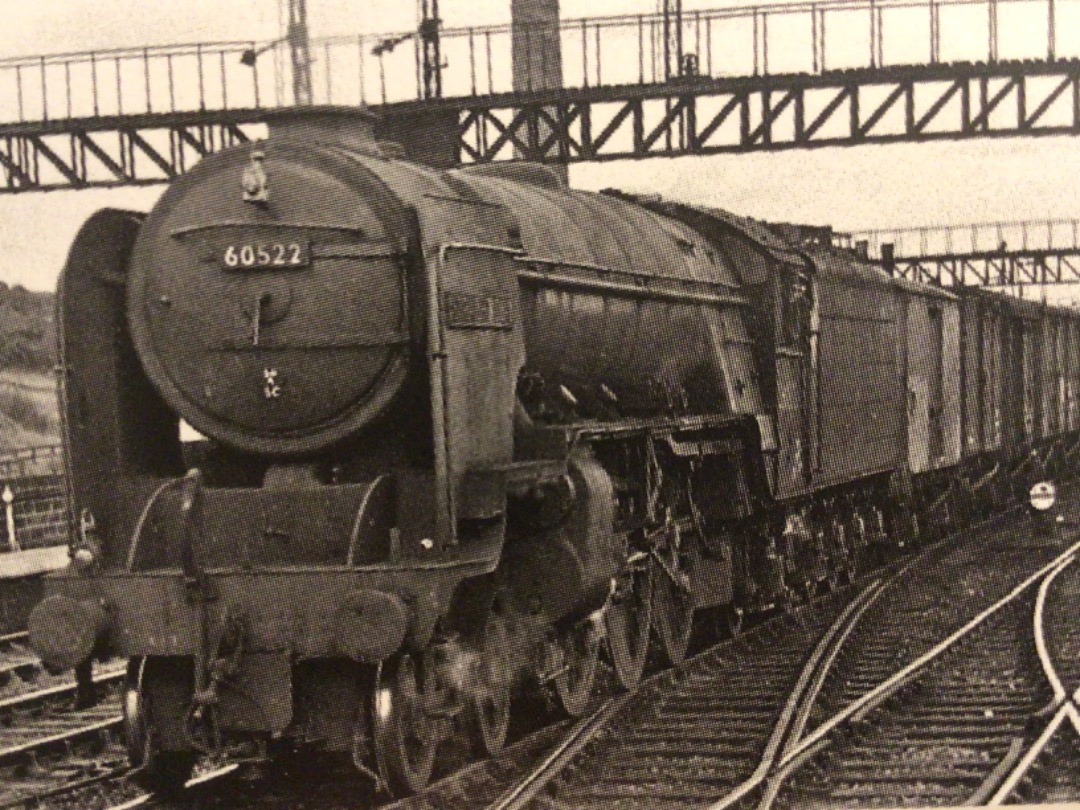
[0,546,69,579]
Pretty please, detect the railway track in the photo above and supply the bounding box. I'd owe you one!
[6,504,1080,810]
[973,555,1080,805]
[453,500,1080,810]
[0,633,127,704]
[752,540,1080,807]
[0,656,237,810]
[374,585,865,810]
[0,633,39,688]
[0,662,126,809]
[771,584,1050,806]
[155,579,874,810]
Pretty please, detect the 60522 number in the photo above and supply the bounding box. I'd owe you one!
[221,242,309,269]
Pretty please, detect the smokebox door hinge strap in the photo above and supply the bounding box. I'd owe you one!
[178,469,218,604]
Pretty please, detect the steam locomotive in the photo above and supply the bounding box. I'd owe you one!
[28,106,1078,796]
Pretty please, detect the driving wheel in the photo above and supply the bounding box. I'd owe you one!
[465,611,512,757]
[650,553,694,667]
[605,554,653,690]
[553,619,600,717]
[373,653,438,797]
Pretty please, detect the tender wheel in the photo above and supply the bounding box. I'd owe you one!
[373,654,438,797]
[553,619,600,717]
[465,612,512,757]
[605,553,653,691]
[124,658,196,796]
[650,554,694,667]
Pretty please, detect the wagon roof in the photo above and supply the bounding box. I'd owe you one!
[890,274,960,302]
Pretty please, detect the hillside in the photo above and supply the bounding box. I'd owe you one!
[0,286,58,452]
[0,284,54,373]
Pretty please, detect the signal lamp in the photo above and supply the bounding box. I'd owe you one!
[1029,481,1057,512]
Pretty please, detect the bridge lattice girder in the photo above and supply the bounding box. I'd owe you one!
[2,59,1080,193]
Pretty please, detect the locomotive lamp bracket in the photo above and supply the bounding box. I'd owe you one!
[72,507,102,572]
[242,149,270,206]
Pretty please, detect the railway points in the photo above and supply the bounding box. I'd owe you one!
[980,553,1080,803]
[743,515,1080,807]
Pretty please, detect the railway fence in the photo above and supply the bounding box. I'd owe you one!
[0,444,65,553]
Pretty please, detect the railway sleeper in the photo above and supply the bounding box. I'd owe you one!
[564,778,746,801]
[612,738,763,759]
[882,703,1031,721]
[822,765,994,783]
[838,748,1005,765]
[594,759,751,782]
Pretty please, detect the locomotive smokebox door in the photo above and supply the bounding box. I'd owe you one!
[126,138,414,457]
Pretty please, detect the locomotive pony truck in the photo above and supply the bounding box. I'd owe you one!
[27,106,1078,796]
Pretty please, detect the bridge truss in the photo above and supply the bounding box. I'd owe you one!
[455,58,1080,164]
[3,58,1080,192]
[887,250,1080,287]
[849,218,1080,288]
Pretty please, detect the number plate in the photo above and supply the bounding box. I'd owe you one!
[220,241,310,270]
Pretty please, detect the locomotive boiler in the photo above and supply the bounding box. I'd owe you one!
[28,106,1080,797]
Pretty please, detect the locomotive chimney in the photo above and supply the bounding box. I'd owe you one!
[262,105,381,154]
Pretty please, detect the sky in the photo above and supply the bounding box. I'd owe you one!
[2,0,1080,301]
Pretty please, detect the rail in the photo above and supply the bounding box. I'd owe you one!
[487,696,631,810]
[982,554,1080,803]
[708,580,886,810]
[0,0,1076,124]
